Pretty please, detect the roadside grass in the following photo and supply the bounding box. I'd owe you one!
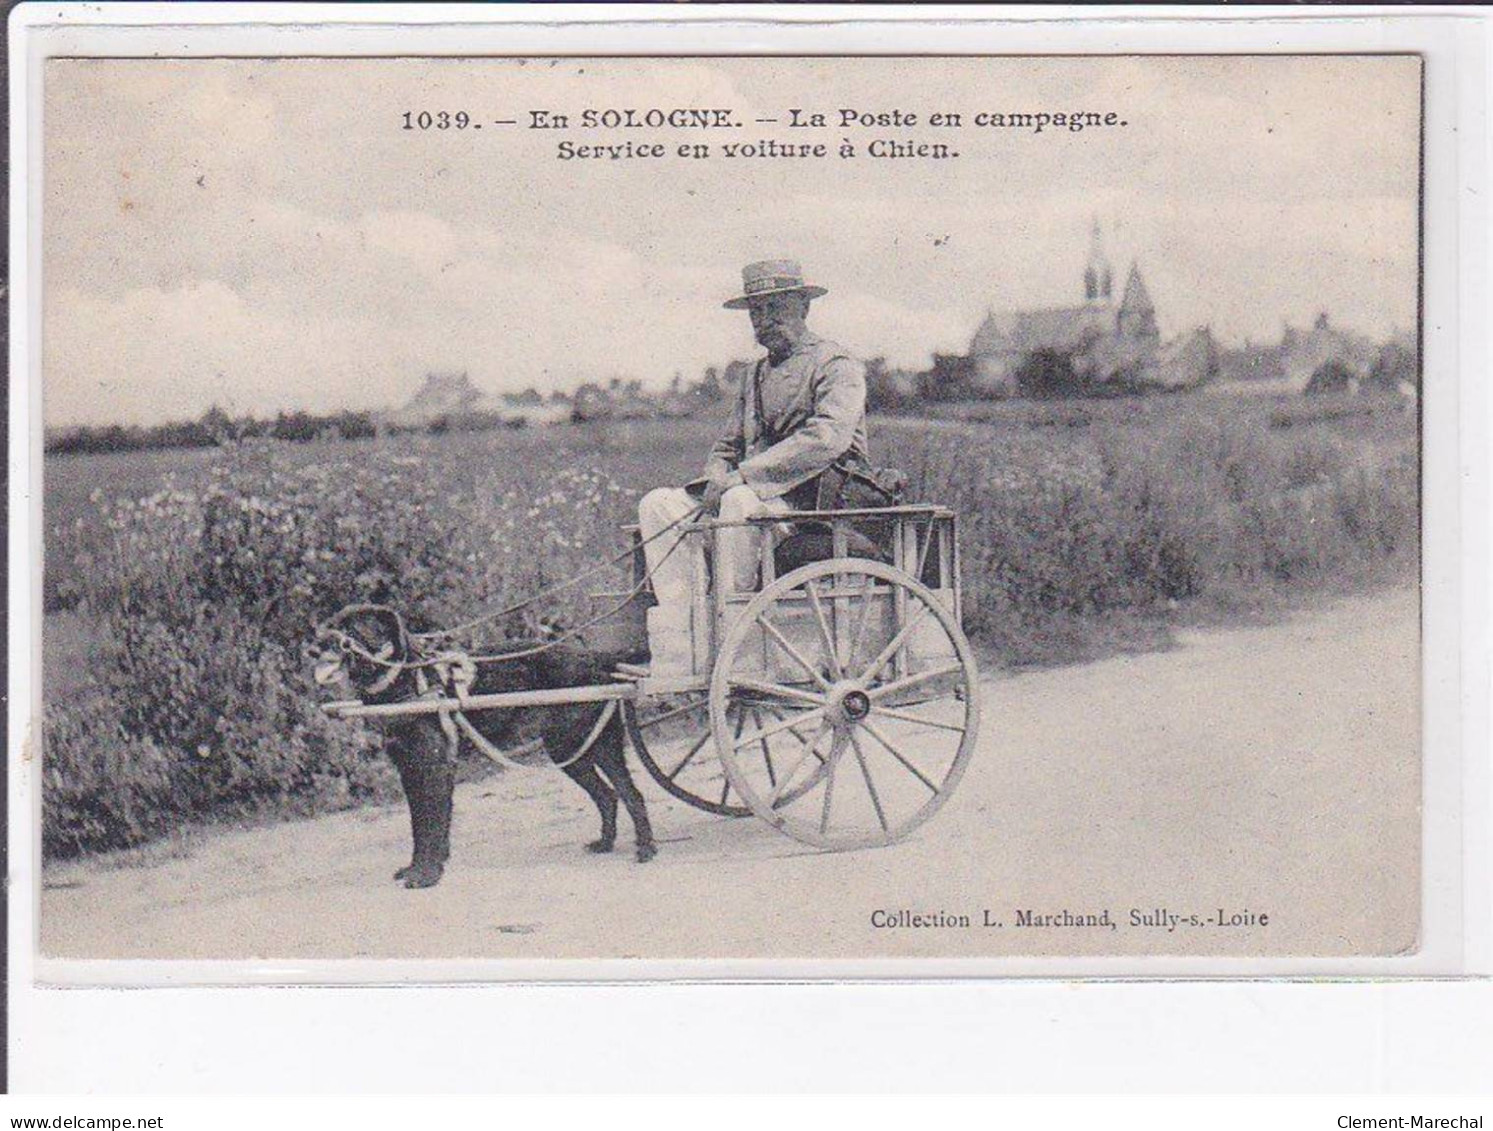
[40,392,1417,858]
[879,392,1416,671]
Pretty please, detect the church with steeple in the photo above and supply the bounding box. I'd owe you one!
[964,219,1206,395]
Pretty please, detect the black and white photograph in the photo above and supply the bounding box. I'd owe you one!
[32,52,1426,966]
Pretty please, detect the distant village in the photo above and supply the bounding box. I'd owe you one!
[896,222,1417,405]
[382,219,1418,434]
[47,221,1419,454]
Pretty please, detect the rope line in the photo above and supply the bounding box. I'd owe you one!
[317,504,702,674]
[461,530,687,663]
[413,504,703,643]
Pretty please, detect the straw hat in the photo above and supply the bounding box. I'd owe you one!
[723,259,828,310]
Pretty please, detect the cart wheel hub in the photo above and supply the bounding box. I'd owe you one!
[828,684,872,726]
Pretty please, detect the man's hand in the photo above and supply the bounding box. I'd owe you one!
[702,470,744,514]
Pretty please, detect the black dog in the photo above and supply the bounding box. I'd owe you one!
[315,605,655,889]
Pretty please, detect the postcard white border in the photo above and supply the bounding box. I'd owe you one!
[8,2,1491,1091]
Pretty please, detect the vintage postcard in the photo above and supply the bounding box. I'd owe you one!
[33,52,1425,969]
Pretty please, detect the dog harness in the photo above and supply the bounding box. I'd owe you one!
[414,666,618,772]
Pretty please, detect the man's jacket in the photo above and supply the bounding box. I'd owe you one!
[702,334,869,510]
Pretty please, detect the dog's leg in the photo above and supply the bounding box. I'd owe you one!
[414,753,455,888]
[390,725,454,889]
[387,732,424,883]
[594,724,656,863]
[563,761,618,854]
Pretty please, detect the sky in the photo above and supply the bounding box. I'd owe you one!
[43,56,1421,426]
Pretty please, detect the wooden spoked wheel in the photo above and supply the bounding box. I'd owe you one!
[622,694,752,817]
[708,559,980,851]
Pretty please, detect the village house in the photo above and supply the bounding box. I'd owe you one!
[570,378,658,422]
[1280,314,1380,394]
[381,371,487,430]
[1215,313,1383,396]
[381,371,570,430]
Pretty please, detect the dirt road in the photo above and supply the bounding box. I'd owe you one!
[40,589,1419,963]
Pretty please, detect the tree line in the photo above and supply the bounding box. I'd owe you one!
[45,407,379,455]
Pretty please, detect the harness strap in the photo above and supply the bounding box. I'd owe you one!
[566,699,620,767]
[414,668,460,759]
[365,659,405,696]
[450,710,543,769]
[452,700,618,772]
[332,604,622,773]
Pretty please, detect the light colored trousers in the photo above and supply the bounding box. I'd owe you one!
[637,485,793,612]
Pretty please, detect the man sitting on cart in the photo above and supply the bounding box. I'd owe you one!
[637,258,869,676]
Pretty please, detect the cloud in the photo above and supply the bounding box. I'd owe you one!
[814,289,972,370]
[362,210,461,272]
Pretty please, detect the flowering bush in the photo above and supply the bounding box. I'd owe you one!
[44,432,645,857]
[896,402,1417,658]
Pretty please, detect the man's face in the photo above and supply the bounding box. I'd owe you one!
[747,292,809,354]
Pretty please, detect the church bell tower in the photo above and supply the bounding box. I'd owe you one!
[1083,217,1114,306]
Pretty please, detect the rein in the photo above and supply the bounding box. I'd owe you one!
[413,503,702,648]
[315,503,700,674]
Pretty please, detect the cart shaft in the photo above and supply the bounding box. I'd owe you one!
[322,681,638,719]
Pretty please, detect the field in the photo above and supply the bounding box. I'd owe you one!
[41,392,1419,859]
